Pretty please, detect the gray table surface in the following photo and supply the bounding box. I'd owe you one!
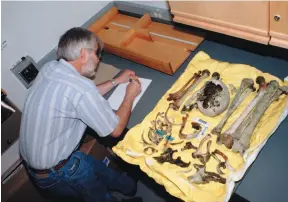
[102,40,288,202]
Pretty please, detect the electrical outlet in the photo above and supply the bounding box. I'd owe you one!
[19,64,38,84]
[10,56,38,89]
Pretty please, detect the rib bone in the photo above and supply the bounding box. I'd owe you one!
[172,70,210,110]
[164,103,182,126]
[223,76,267,139]
[231,81,288,155]
[212,78,255,143]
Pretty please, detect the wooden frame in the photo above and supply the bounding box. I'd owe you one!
[88,7,204,75]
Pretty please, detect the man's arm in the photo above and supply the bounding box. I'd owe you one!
[96,69,135,96]
[96,79,118,96]
[111,80,141,138]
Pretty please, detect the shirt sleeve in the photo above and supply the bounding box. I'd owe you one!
[76,87,119,137]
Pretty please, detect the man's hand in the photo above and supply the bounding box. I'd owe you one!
[112,77,141,138]
[125,78,142,99]
[115,69,136,84]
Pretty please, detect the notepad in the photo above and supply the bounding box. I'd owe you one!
[108,78,152,111]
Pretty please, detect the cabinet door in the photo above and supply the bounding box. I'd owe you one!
[169,1,270,44]
[269,1,288,49]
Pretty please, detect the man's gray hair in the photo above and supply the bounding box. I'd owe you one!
[57,27,103,61]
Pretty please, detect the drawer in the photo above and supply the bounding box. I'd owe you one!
[269,1,288,48]
[169,1,270,44]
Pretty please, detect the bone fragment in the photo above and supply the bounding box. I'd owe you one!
[188,164,226,184]
[141,131,152,146]
[148,128,163,145]
[154,148,191,167]
[192,134,212,164]
[144,147,158,155]
[164,103,182,126]
[181,142,197,151]
[211,149,235,175]
[178,114,202,139]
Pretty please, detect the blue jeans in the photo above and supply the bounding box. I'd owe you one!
[27,151,137,202]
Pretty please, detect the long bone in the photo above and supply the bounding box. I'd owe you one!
[212,78,255,143]
[231,81,288,155]
[172,70,210,110]
[188,164,226,184]
[182,72,221,112]
[192,134,212,164]
[223,76,267,140]
[167,71,200,101]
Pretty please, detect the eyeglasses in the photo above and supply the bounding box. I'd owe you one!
[87,47,103,59]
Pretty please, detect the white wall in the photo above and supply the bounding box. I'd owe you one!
[121,0,169,10]
[1,1,111,110]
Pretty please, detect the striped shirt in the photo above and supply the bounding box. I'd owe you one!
[19,59,119,169]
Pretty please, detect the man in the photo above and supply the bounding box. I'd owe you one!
[19,27,142,202]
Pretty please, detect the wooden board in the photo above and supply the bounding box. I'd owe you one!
[88,7,204,75]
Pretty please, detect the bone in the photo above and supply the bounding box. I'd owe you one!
[167,72,200,101]
[231,81,288,155]
[164,103,182,126]
[179,114,189,139]
[154,148,191,167]
[212,78,255,143]
[196,79,230,117]
[188,164,226,184]
[172,70,210,110]
[192,134,212,164]
[141,131,152,146]
[181,142,197,151]
[144,147,158,155]
[181,73,230,117]
[148,128,163,145]
[178,114,202,139]
[228,84,237,95]
[223,76,267,139]
[170,141,184,145]
[182,72,220,113]
[211,149,235,175]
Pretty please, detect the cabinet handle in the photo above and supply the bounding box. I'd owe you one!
[7,139,12,145]
[274,15,281,22]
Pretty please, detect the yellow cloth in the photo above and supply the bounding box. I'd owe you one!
[112,51,287,202]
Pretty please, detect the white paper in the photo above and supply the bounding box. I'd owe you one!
[108,78,152,111]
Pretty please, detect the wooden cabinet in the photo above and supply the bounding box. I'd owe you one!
[269,1,288,49]
[168,1,288,49]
